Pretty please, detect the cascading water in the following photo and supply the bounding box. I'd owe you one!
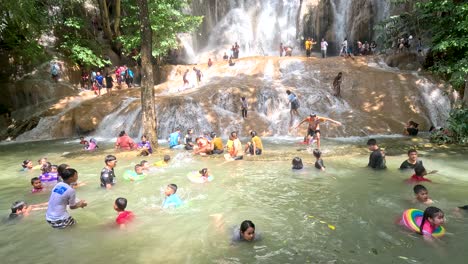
[93,97,141,138]
[330,0,352,47]
[203,0,301,57]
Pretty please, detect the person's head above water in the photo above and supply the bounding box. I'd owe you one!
[240,220,256,241]
[163,155,171,162]
[105,155,117,167]
[114,197,127,212]
[366,139,378,150]
[407,149,418,162]
[134,164,143,174]
[419,206,444,235]
[292,157,303,170]
[11,200,27,214]
[199,168,208,176]
[313,149,322,159]
[413,184,429,203]
[165,183,178,196]
[61,168,78,182]
[22,159,32,169]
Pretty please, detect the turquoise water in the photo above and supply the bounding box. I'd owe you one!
[0,137,467,263]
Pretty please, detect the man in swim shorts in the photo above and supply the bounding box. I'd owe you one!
[295,114,342,149]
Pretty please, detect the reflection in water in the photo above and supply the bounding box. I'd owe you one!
[0,137,467,263]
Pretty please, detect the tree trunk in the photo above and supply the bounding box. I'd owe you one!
[138,0,158,149]
[98,0,113,39]
[464,75,468,107]
[114,0,121,37]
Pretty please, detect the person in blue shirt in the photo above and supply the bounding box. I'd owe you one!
[168,128,181,148]
[162,184,183,208]
[95,71,104,95]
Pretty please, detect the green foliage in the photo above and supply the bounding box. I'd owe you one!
[119,0,203,59]
[374,0,468,91]
[430,106,468,145]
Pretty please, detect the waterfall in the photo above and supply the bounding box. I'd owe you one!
[203,0,301,57]
[413,74,451,127]
[93,97,141,138]
[330,0,352,49]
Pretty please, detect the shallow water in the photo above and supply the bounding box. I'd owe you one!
[0,137,467,264]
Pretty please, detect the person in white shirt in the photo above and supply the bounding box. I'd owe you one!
[320,38,328,58]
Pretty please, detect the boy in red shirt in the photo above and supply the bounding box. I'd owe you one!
[114,197,134,229]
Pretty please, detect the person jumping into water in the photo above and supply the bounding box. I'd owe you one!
[294,114,342,149]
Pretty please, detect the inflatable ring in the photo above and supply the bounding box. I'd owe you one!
[402,209,445,238]
[187,171,213,183]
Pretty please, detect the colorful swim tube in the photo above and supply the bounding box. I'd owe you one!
[401,209,445,238]
[123,171,145,181]
[187,171,213,183]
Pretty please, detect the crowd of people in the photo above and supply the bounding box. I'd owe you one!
[79,65,134,96]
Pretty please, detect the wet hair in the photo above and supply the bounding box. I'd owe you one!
[366,139,377,146]
[41,162,52,174]
[119,130,126,137]
[413,184,427,194]
[292,157,303,170]
[414,164,427,176]
[140,160,148,166]
[115,197,127,211]
[22,159,31,168]
[250,131,257,137]
[105,155,117,164]
[407,149,417,155]
[199,168,208,175]
[61,168,77,181]
[164,155,171,162]
[11,201,27,213]
[38,157,47,164]
[240,220,255,233]
[419,206,443,235]
[57,163,69,177]
[168,183,178,193]
[313,149,322,158]
[31,177,40,185]
[309,114,317,118]
[134,164,143,171]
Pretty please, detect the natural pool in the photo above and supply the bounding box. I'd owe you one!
[0,136,467,264]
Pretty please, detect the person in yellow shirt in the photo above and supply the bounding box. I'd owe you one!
[245,130,263,155]
[154,155,171,167]
[210,132,224,154]
[305,38,312,57]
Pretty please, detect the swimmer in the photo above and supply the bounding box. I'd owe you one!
[31,177,44,193]
[417,207,445,239]
[168,128,182,149]
[101,155,117,189]
[39,162,58,182]
[21,159,33,171]
[413,184,433,205]
[114,197,134,229]
[154,155,171,167]
[407,164,432,183]
[400,149,438,173]
[162,184,183,208]
[124,164,145,182]
[367,139,386,170]
[46,168,87,229]
[140,160,151,171]
[7,200,47,222]
[199,168,210,179]
[292,157,303,170]
[79,136,89,146]
[313,149,325,171]
[232,220,260,242]
[184,129,195,150]
[85,138,98,150]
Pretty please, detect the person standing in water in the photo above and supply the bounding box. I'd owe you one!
[320,38,328,58]
[333,72,343,97]
[294,114,342,149]
[366,139,386,170]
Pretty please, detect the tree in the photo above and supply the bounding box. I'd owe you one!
[137,0,158,149]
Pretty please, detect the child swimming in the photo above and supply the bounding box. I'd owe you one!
[232,220,260,242]
[162,184,183,208]
[199,168,210,179]
[31,177,44,193]
[313,149,325,171]
[21,160,33,171]
[413,184,433,205]
[140,160,151,171]
[123,164,145,182]
[407,164,432,183]
[154,155,171,167]
[292,157,303,170]
[39,162,58,183]
[114,197,134,228]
